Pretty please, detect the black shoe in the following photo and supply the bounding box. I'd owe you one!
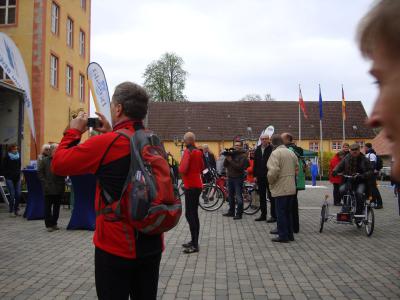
[270,229,278,235]
[223,212,234,217]
[266,217,276,223]
[182,241,193,248]
[183,246,199,254]
[271,237,289,243]
[255,216,266,221]
[293,230,299,234]
[375,205,383,209]
[233,215,242,220]
[289,236,294,241]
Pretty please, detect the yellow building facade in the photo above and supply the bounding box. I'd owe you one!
[0,0,91,165]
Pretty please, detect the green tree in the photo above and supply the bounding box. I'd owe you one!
[143,52,188,102]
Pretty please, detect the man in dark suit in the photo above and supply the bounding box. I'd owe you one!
[253,134,275,222]
[202,144,216,170]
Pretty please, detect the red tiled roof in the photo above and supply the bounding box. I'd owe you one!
[147,101,376,141]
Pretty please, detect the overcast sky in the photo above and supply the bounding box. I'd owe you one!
[90,0,378,114]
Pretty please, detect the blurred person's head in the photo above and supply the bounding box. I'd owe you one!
[183,132,195,147]
[281,133,293,146]
[364,142,373,152]
[111,82,149,126]
[358,0,400,179]
[260,134,270,147]
[271,134,284,148]
[234,140,243,151]
[8,144,18,154]
[350,143,361,158]
[41,144,51,156]
[202,144,209,153]
[342,143,350,153]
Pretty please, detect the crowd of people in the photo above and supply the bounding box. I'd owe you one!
[0,1,399,299]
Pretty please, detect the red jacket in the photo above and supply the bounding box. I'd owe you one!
[52,120,163,259]
[179,145,204,189]
[329,153,343,184]
[246,159,255,183]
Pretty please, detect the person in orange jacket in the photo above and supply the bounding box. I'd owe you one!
[179,132,204,254]
[329,151,346,205]
[246,150,255,183]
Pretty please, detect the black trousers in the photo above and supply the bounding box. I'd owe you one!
[44,194,62,228]
[333,183,341,205]
[292,191,299,233]
[258,177,276,219]
[95,248,161,300]
[184,188,201,248]
[369,177,383,207]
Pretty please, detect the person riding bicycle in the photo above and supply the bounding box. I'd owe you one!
[332,143,373,215]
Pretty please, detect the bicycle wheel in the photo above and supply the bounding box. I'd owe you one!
[199,184,225,211]
[319,204,327,233]
[364,206,374,237]
[243,190,260,215]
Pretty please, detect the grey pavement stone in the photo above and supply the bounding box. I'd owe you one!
[0,183,399,299]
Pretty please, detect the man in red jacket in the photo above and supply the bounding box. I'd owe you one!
[52,82,162,300]
[179,132,204,254]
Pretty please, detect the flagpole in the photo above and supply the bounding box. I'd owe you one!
[319,84,324,180]
[342,84,346,142]
[298,90,301,141]
[320,119,323,179]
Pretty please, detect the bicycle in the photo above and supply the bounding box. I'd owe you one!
[319,174,375,237]
[198,168,261,214]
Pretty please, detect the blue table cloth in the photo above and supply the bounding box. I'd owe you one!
[67,174,96,231]
[22,169,45,220]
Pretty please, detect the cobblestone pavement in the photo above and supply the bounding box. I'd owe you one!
[0,183,399,299]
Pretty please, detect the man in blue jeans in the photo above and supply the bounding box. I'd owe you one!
[267,135,298,243]
[222,140,249,220]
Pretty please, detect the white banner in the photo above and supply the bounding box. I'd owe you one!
[87,62,111,123]
[0,32,35,140]
[257,125,274,146]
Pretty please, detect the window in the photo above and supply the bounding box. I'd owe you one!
[51,2,59,34]
[80,0,86,10]
[79,30,85,56]
[66,65,73,95]
[309,142,319,152]
[50,54,58,87]
[332,141,342,151]
[66,17,73,47]
[79,73,85,102]
[0,0,16,25]
[0,66,10,80]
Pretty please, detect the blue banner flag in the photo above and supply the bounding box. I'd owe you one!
[319,85,323,120]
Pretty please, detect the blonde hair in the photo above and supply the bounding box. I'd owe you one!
[358,0,400,59]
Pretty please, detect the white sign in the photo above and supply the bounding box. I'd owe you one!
[0,33,35,140]
[87,62,111,123]
[257,125,275,146]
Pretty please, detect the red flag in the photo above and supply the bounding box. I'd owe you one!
[342,85,346,121]
[299,86,308,119]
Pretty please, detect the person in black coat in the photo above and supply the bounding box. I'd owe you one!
[2,144,21,216]
[253,134,275,222]
[202,144,216,183]
[202,144,216,170]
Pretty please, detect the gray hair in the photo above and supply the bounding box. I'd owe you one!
[271,134,284,147]
[112,82,149,120]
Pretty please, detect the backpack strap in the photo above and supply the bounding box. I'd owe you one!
[96,134,123,214]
